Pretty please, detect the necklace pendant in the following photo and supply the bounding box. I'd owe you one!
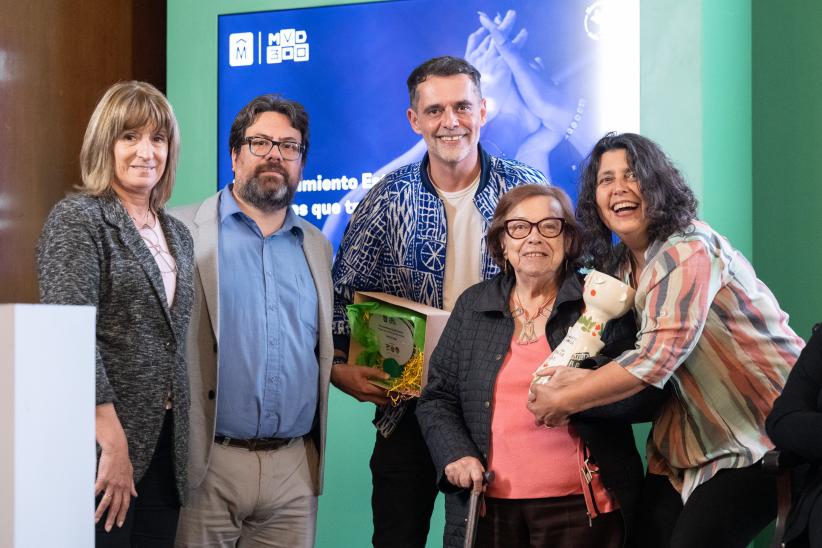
[517,319,538,345]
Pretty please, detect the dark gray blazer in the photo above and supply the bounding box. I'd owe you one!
[37,191,194,501]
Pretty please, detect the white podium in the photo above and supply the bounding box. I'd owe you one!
[0,304,95,548]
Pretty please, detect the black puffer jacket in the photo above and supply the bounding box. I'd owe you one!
[417,269,668,548]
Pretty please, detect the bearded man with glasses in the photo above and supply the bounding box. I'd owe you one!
[172,94,334,548]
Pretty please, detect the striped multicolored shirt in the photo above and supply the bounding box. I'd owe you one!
[616,221,804,501]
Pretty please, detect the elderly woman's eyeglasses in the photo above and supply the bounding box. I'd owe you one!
[243,136,304,160]
[504,217,566,239]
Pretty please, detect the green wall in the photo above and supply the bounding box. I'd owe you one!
[640,0,752,257]
[753,1,822,339]
[703,0,752,257]
[640,1,703,211]
[168,1,799,547]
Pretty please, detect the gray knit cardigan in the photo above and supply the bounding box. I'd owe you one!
[37,191,194,502]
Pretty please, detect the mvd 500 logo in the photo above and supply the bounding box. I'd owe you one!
[229,29,310,67]
[267,29,309,63]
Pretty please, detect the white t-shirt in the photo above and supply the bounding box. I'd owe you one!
[433,174,484,311]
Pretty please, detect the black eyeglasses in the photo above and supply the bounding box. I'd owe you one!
[504,217,566,239]
[243,136,304,160]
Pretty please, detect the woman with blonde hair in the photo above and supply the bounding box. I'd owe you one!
[37,81,194,547]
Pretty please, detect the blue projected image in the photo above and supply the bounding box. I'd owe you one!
[218,0,637,251]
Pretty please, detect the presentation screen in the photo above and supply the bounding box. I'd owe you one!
[218,0,639,251]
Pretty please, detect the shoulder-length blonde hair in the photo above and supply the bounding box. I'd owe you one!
[79,81,180,211]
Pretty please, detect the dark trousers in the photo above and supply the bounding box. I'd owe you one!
[788,495,822,548]
[96,411,181,548]
[477,495,623,548]
[808,495,822,548]
[370,402,438,548]
[636,463,777,548]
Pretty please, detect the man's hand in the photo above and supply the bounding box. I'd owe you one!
[330,363,391,405]
[444,456,486,494]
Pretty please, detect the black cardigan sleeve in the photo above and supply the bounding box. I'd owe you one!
[766,324,822,464]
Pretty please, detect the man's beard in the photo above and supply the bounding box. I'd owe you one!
[235,163,297,213]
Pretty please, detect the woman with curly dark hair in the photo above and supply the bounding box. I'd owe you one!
[528,132,804,547]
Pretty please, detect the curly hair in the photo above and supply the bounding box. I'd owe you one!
[487,184,580,271]
[576,132,698,272]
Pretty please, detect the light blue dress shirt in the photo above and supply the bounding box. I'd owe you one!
[216,186,319,439]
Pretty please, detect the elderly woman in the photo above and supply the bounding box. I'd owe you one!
[37,81,193,547]
[766,323,822,547]
[417,184,665,548]
[529,132,805,548]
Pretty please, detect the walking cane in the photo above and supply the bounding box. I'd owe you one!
[463,471,494,548]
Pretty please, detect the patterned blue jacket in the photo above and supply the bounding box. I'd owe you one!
[332,145,548,345]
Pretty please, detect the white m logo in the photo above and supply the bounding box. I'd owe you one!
[229,33,254,66]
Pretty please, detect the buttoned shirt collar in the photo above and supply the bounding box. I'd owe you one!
[219,183,303,242]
